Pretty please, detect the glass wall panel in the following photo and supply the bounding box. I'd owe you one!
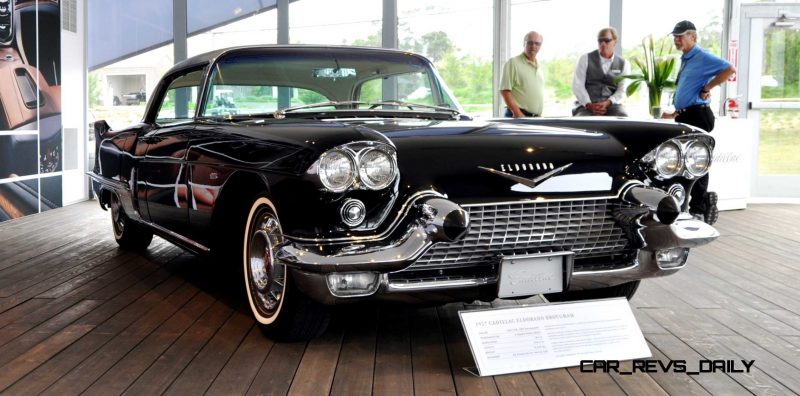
[509,0,609,117]
[289,0,382,46]
[88,1,173,131]
[399,0,493,117]
[757,23,800,176]
[187,8,277,57]
[622,0,724,117]
[88,44,175,130]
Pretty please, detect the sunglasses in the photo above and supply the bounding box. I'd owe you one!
[597,38,614,43]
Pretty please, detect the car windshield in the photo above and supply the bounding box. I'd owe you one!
[201,49,462,118]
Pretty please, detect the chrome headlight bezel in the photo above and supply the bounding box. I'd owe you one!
[642,136,714,180]
[684,141,711,178]
[311,142,398,193]
[358,148,397,190]
[654,141,683,178]
[317,149,356,192]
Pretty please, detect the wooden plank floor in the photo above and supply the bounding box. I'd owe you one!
[0,200,799,395]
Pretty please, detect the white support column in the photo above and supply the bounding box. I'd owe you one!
[173,0,188,117]
[493,0,510,117]
[277,0,290,109]
[383,0,398,101]
[382,0,397,49]
[172,0,187,62]
[610,0,623,53]
[277,0,289,44]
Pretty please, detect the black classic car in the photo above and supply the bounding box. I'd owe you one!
[90,45,719,340]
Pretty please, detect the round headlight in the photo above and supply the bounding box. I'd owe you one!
[318,150,355,192]
[654,142,682,178]
[358,149,396,190]
[684,141,711,177]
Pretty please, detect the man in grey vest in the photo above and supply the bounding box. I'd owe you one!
[572,27,630,116]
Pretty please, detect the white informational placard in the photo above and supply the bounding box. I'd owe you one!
[459,298,651,376]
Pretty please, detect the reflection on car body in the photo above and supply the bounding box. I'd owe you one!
[89,45,719,341]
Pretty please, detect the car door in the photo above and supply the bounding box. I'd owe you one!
[136,68,204,238]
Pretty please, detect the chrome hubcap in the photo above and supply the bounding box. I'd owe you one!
[110,194,125,234]
[248,212,285,315]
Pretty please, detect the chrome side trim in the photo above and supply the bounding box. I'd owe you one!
[146,221,211,253]
[90,172,211,254]
[89,172,146,223]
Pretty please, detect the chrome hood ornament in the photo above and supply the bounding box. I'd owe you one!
[478,163,573,189]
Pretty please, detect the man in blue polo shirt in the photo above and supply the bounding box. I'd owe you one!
[663,20,735,225]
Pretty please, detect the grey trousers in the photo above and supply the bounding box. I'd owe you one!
[573,103,628,117]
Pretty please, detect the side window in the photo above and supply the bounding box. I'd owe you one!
[156,69,205,124]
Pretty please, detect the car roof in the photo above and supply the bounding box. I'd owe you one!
[166,45,427,76]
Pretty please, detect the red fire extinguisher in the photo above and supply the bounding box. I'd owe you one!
[726,98,739,119]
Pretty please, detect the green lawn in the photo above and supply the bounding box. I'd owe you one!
[759,110,800,175]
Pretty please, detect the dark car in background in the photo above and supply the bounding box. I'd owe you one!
[89,45,719,340]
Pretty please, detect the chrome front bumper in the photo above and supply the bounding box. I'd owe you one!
[280,187,720,305]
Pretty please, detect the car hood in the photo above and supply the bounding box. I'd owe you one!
[337,119,629,202]
[201,118,629,201]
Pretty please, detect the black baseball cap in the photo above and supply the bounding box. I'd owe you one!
[671,20,696,35]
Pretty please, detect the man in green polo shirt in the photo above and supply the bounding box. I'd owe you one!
[500,31,545,117]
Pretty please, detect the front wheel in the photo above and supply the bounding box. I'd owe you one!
[544,280,641,303]
[243,197,329,341]
[109,192,153,251]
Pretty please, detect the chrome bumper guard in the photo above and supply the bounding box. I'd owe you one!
[276,196,469,273]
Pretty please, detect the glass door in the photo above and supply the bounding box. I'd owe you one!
[740,4,800,198]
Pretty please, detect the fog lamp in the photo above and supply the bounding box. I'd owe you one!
[655,247,689,269]
[340,199,366,227]
[667,184,686,206]
[326,272,380,297]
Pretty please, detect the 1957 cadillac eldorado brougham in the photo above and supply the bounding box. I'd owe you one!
[90,45,719,340]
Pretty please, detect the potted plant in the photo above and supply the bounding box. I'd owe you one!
[616,35,677,118]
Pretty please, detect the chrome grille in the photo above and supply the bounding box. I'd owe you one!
[407,198,632,270]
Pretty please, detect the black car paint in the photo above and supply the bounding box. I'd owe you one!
[93,113,702,252]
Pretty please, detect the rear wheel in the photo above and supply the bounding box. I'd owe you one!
[544,280,641,302]
[243,196,329,341]
[109,192,153,251]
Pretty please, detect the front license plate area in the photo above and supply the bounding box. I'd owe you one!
[497,252,573,298]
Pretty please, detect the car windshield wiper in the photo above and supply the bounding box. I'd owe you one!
[274,101,367,119]
[367,100,459,114]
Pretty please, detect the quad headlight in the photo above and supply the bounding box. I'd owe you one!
[654,141,682,178]
[318,150,355,192]
[313,143,397,192]
[684,141,711,177]
[643,138,713,180]
[359,148,396,190]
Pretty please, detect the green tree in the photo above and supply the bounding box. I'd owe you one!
[298,89,326,104]
[699,15,723,56]
[352,31,381,47]
[763,29,800,99]
[88,71,102,107]
[418,31,455,63]
[545,57,579,101]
